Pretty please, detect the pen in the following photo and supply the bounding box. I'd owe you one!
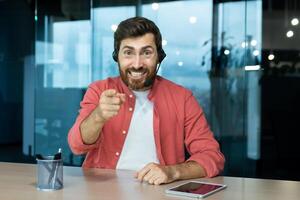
[43,148,61,188]
[51,148,62,189]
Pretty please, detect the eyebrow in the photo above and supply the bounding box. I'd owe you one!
[121,45,155,51]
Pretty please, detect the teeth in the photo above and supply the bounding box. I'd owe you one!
[131,72,143,77]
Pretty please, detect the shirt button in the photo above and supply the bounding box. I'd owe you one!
[129,107,133,112]
[122,130,126,135]
[115,152,119,156]
[129,94,133,98]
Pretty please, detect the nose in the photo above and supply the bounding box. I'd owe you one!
[132,55,143,69]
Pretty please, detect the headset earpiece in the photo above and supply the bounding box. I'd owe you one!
[112,51,118,62]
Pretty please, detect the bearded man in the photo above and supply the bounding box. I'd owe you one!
[68,17,225,185]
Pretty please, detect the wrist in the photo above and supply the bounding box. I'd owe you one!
[93,110,106,123]
[169,165,181,181]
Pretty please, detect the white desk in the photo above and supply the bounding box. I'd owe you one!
[1,162,300,200]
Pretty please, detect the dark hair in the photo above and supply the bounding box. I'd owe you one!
[112,16,166,62]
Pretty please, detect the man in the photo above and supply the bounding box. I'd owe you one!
[68,17,225,185]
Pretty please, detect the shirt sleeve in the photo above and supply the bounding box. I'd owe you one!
[67,84,102,155]
[184,92,225,177]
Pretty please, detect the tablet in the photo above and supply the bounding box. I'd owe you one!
[165,181,227,198]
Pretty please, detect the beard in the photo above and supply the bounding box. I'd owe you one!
[119,65,157,91]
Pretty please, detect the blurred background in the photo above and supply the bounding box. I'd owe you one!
[0,0,299,180]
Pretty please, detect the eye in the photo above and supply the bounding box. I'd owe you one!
[143,50,153,56]
[124,50,133,56]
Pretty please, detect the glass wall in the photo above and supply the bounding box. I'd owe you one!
[211,0,262,176]
[28,0,263,176]
[32,0,92,165]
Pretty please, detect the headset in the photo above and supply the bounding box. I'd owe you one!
[112,48,166,63]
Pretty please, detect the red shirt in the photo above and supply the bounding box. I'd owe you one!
[68,76,225,177]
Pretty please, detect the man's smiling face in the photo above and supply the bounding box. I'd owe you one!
[118,33,159,91]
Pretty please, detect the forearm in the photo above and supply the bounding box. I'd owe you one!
[171,161,207,181]
[80,108,105,144]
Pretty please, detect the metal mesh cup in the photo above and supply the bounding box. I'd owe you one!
[36,156,63,191]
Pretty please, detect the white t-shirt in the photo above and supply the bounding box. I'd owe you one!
[116,90,159,171]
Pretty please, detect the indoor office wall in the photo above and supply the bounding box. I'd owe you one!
[31,0,91,165]
[211,0,262,177]
[0,0,35,162]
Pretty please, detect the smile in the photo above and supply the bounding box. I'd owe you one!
[128,71,147,80]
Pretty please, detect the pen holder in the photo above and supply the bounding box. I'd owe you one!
[36,155,63,191]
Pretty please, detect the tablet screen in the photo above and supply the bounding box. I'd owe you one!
[169,182,224,195]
